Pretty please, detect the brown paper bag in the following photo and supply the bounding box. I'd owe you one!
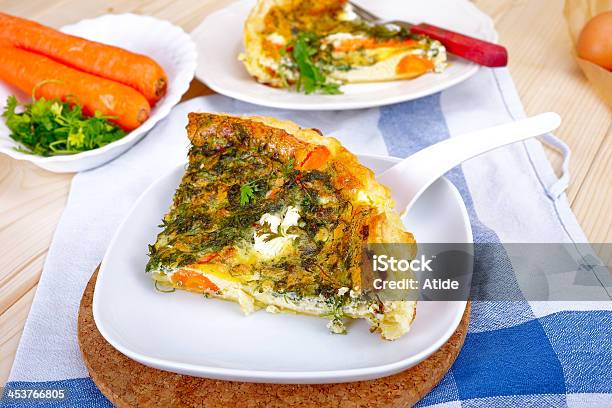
[564,0,612,108]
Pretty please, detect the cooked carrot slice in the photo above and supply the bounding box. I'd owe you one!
[266,187,282,199]
[396,55,434,76]
[196,253,219,264]
[334,38,417,53]
[171,270,219,292]
[298,145,330,170]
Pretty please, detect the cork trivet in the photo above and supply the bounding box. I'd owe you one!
[78,268,470,408]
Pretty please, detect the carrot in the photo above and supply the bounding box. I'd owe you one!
[298,145,330,170]
[196,253,219,264]
[266,187,282,199]
[171,270,220,293]
[0,45,150,131]
[334,38,417,53]
[396,55,434,77]
[0,12,168,105]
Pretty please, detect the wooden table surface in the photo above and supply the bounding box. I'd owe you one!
[0,0,610,386]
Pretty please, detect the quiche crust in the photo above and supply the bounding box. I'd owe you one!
[147,113,417,340]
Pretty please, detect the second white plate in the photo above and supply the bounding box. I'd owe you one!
[93,154,472,384]
[191,0,497,110]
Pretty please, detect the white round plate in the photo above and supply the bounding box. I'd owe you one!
[191,0,497,111]
[93,154,472,384]
[0,14,197,173]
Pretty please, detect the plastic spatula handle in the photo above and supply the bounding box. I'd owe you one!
[377,112,561,215]
[411,23,508,67]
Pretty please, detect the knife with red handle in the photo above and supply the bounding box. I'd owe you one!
[410,23,508,67]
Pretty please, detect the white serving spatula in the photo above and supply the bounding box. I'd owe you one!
[377,112,562,215]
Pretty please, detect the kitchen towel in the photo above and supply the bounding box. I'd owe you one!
[2,67,611,407]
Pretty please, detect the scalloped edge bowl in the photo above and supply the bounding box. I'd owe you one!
[0,13,197,173]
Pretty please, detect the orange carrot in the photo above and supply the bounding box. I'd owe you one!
[396,55,434,77]
[333,38,417,53]
[171,270,220,293]
[0,12,168,105]
[0,45,150,131]
[298,145,330,170]
[196,253,219,264]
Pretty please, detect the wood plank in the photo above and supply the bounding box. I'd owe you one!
[572,127,611,245]
[475,0,611,204]
[181,79,215,101]
[0,286,37,386]
[0,157,70,316]
[133,0,233,31]
[0,0,233,30]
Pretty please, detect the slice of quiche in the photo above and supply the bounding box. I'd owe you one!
[240,0,447,93]
[146,113,417,340]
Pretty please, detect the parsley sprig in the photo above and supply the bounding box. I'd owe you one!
[285,32,341,95]
[2,95,126,157]
[257,220,284,242]
[239,181,257,206]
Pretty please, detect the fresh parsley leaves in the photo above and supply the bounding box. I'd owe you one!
[239,182,256,206]
[282,156,296,177]
[258,220,283,242]
[285,32,342,95]
[2,95,126,157]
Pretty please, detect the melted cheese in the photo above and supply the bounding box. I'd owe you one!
[324,32,366,42]
[355,189,388,209]
[266,32,286,46]
[253,206,300,259]
[338,3,359,21]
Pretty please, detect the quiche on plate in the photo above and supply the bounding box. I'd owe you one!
[240,0,447,93]
[146,113,417,340]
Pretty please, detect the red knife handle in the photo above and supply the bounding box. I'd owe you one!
[411,23,508,67]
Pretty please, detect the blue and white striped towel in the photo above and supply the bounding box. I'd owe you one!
[2,67,611,407]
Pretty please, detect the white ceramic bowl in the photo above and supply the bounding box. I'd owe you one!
[93,155,472,384]
[0,14,197,173]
